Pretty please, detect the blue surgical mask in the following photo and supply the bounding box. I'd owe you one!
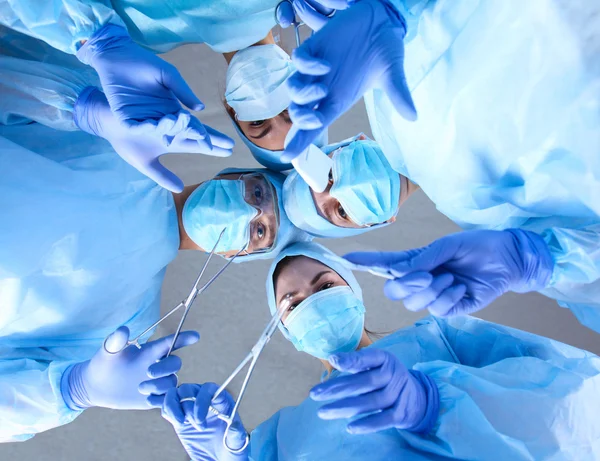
[330,140,401,226]
[284,286,365,359]
[225,44,295,122]
[182,180,258,253]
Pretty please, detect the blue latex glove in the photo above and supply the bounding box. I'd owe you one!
[277,0,353,32]
[282,0,416,161]
[74,87,234,192]
[310,349,439,434]
[345,229,555,317]
[158,383,249,461]
[77,24,208,129]
[60,326,199,410]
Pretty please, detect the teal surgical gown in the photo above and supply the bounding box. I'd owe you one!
[250,316,600,460]
[365,0,600,332]
[0,0,279,54]
[0,46,179,440]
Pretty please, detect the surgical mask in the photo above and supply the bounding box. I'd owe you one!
[225,44,295,122]
[284,286,365,359]
[182,180,258,253]
[330,141,401,226]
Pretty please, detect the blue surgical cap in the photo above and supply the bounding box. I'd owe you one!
[266,242,362,338]
[232,121,329,171]
[282,139,396,238]
[217,168,312,262]
[225,44,295,122]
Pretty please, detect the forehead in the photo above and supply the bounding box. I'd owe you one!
[277,255,330,282]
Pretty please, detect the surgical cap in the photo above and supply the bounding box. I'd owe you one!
[217,168,312,262]
[266,241,362,338]
[231,122,329,171]
[283,139,396,238]
[225,44,295,122]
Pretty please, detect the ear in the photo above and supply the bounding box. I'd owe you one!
[385,216,397,224]
[357,134,367,141]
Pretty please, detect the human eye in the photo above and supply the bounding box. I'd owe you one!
[328,170,333,184]
[318,281,335,292]
[253,184,264,205]
[250,120,265,127]
[255,222,266,241]
[336,203,348,220]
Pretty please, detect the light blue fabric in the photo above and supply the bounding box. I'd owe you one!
[282,141,393,238]
[330,140,400,226]
[216,168,312,262]
[0,125,179,441]
[232,122,328,171]
[364,0,600,332]
[0,0,279,55]
[266,242,362,339]
[250,315,600,460]
[0,25,99,130]
[183,180,258,253]
[285,286,365,359]
[225,44,295,122]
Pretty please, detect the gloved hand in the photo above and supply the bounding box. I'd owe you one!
[310,349,439,434]
[77,24,209,129]
[282,0,416,161]
[277,0,353,32]
[74,86,234,192]
[344,229,554,317]
[60,326,199,410]
[157,383,249,461]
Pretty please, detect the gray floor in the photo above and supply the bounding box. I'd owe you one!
[2,43,599,461]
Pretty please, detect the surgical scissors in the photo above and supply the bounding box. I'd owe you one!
[104,229,245,354]
[181,296,292,454]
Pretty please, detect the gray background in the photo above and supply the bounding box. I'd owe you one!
[2,42,599,461]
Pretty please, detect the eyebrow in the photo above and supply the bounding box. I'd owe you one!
[310,270,331,287]
[249,124,272,140]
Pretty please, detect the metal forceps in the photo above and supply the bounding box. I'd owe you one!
[181,296,292,454]
[104,229,245,354]
[322,253,397,280]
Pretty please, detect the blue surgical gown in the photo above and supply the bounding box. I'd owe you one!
[0,0,279,54]
[250,316,600,460]
[364,0,600,332]
[0,49,179,439]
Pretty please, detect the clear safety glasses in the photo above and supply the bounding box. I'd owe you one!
[236,172,280,256]
[103,229,247,354]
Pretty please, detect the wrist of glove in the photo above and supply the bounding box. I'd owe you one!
[61,362,93,410]
[505,229,554,293]
[77,24,132,66]
[406,370,439,433]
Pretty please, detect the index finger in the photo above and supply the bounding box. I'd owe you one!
[292,46,331,75]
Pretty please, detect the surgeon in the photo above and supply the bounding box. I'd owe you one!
[283,134,415,238]
[282,0,600,332]
[146,242,600,460]
[0,55,306,443]
[0,0,348,181]
[222,0,353,171]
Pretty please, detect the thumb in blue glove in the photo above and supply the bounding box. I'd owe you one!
[74,86,234,192]
[310,348,439,434]
[158,383,249,461]
[344,229,554,317]
[282,0,415,161]
[60,326,199,411]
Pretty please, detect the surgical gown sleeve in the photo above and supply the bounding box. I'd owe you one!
[0,28,100,130]
[0,0,125,54]
[0,346,84,442]
[250,318,600,460]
